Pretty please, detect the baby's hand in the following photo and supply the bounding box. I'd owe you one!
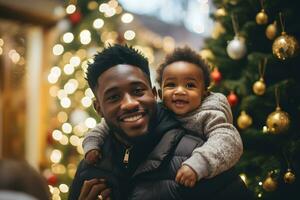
[175,165,197,187]
[85,149,101,164]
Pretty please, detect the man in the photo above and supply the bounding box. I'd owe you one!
[69,44,251,200]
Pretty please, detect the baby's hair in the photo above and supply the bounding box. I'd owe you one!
[156,46,211,89]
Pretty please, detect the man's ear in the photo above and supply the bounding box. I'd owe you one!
[93,100,102,116]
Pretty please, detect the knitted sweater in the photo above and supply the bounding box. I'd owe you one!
[82,92,243,181]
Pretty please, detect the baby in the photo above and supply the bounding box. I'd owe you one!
[83,46,243,188]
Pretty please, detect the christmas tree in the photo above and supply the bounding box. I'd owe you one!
[45,1,168,199]
[203,0,300,199]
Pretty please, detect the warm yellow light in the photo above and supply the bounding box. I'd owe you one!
[73,124,86,137]
[57,111,68,123]
[259,181,262,186]
[80,30,91,45]
[59,184,69,193]
[63,64,75,75]
[64,79,78,94]
[51,66,62,77]
[59,135,69,145]
[121,13,134,23]
[48,74,58,84]
[0,47,3,55]
[52,194,61,200]
[88,1,98,10]
[76,49,87,59]
[51,164,66,174]
[258,193,262,198]
[66,4,76,14]
[49,86,59,97]
[70,135,80,146]
[124,30,135,40]
[99,3,109,12]
[57,89,67,100]
[60,97,71,108]
[105,7,116,17]
[62,123,72,134]
[67,164,77,178]
[85,88,94,98]
[81,96,92,107]
[63,32,74,43]
[163,36,175,53]
[53,44,64,55]
[93,18,104,29]
[239,173,247,185]
[50,150,62,163]
[52,187,60,195]
[85,117,97,128]
[77,140,84,155]
[8,50,20,63]
[0,38,4,46]
[70,56,81,67]
[52,130,63,141]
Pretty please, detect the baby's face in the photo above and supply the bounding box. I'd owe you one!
[161,61,206,116]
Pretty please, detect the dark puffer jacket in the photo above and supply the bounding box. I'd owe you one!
[69,106,252,200]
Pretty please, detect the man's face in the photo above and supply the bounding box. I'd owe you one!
[94,64,156,138]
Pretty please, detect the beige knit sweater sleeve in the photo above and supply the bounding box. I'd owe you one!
[180,92,243,180]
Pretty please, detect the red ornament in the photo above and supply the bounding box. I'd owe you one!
[69,11,82,25]
[211,68,222,83]
[47,174,58,186]
[227,91,238,107]
[47,131,54,145]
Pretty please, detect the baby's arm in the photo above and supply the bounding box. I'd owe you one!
[182,93,243,181]
[82,118,110,164]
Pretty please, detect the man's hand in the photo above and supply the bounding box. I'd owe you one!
[78,179,111,200]
[85,150,101,164]
[175,165,198,188]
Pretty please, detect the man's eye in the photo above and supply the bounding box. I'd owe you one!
[134,88,144,95]
[186,83,196,88]
[107,95,120,101]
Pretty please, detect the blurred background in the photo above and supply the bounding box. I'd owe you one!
[0,0,299,199]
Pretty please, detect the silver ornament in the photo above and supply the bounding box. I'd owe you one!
[227,36,247,60]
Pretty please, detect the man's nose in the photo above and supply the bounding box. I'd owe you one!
[174,86,186,95]
[120,93,139,111]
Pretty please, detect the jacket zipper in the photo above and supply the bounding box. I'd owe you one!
[123,147,132,167]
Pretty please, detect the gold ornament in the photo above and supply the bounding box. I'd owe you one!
[256,9,268,25]
[263,176,277,192]
[215,8,227,18]
[266,21,277,40]
[237,111,253,130]
[266,107,290,134]
[284,169,296,184]
[253,78,266,95]
[272,32,300,60]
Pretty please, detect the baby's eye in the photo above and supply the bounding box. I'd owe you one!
[186,83,196,88]
[164,82,176,88]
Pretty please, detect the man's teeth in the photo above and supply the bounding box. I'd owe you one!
[123,114,143,122]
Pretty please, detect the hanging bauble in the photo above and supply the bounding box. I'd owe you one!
[266,21,278,40]
[237,111,253,129]
[227,91,238,107]
[263,175,278,192]
[199,49,215,60]
[272,32,299,60]
[283,169,296,184]
[47,174,58,186]
[215,8,227,18]
[227,36,247,60]
[210,68,222,84]
[266,107,290,134]
[69,10,82,25]
[253,78,266,95]
[256,9,268,25]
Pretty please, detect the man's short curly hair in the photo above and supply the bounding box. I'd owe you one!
[156,46,211,89]
[86,44,150,92]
